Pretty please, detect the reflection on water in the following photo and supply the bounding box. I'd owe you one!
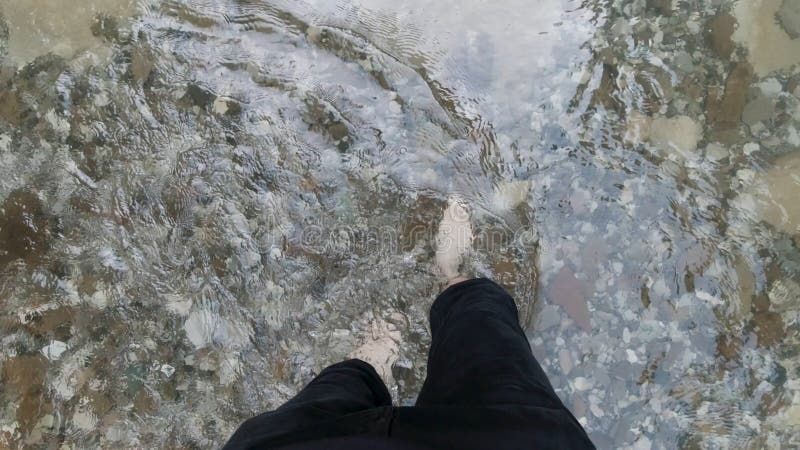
[0,0,799,447]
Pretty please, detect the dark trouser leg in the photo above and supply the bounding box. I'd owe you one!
[416,278,566,409]
[223,359,392,449]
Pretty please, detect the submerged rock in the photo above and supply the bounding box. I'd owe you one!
[647,0,673,16]
[130,47,154,83]
[0,54,67,127]
[547,267,591,332]
[649,115,703,155]
[624,110,652,145]
[707,63,753,135]
[399,193,446,253]
[181,83,216,109]
[490,180,531,213]
[705,142,730,162]
[778,0,800,39]
[0,189,53,268]
[733,0,800,76]
[752,310,785,347]
[706,13,737,59]
[40,341,68,360]
[2,355,51,435]
[213,96,242,116]
[742,91,777,126]
[91,13,122,42]
[756,152,800,235]
[625,112,704,156]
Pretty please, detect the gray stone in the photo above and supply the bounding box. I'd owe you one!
[778,0,800,39]
[743,93,776,125]
[594,368,611,388]
[705,142,729,162]
[558,349,573,374]
[672,51,694,73]
[535,305,562,331]
[327,329,356,360]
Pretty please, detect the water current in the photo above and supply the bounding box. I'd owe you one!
[1,0,799,448]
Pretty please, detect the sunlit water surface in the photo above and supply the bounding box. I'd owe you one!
[1,0,799,448]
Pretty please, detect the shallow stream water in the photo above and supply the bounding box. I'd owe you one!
[1,0,799,448]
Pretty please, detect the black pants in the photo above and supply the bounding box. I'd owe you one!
[223,279,595,449]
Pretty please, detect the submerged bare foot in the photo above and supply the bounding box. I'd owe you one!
[435,196,474,286]
[348,313,403,385]
[445,275,471,289]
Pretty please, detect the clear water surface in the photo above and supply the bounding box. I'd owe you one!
[1,0,799,448]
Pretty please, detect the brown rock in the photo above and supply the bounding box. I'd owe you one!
[638,354,664,385]
[2,354,46,392]
[26,307,73,341]
[17,391,50,435]
[133,388,158,415]
[2,355,50,434]
[734,255,755,319]
[327,122,348,142]
[641,284,651,309]
[0,189,53,268]
[707,63,753,135]
[89,392,114,416]
[0,89,21,125]
[547,267,592,331]
[90,13,121,42]
[492,249,528,292]
[752,310,785,347]
[131,48,154,83]
[400,194,446,253]
[679,75,704,102]
[716,334,741,360]
[759,389,790,417]
[493,255,517,289]
[590,63,623,114]
[706,14,737,59]
[753,293,771,313]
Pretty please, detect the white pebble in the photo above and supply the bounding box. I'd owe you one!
[633,436,652,450]
[574,377,593,391]
[743,142,759,155]
[41,341,68,360]
[160,364,176,377]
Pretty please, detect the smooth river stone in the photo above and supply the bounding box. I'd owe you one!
[547,267,592,332]
[757,152,800,236]
[649,115,703,156]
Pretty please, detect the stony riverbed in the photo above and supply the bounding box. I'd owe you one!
[0,0,799,448]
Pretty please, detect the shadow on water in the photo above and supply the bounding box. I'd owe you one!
[0,0,799,447]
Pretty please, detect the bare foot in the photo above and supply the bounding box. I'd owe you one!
[348,313,403,385]
[435,196,473,281]
[445,275,471,289]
